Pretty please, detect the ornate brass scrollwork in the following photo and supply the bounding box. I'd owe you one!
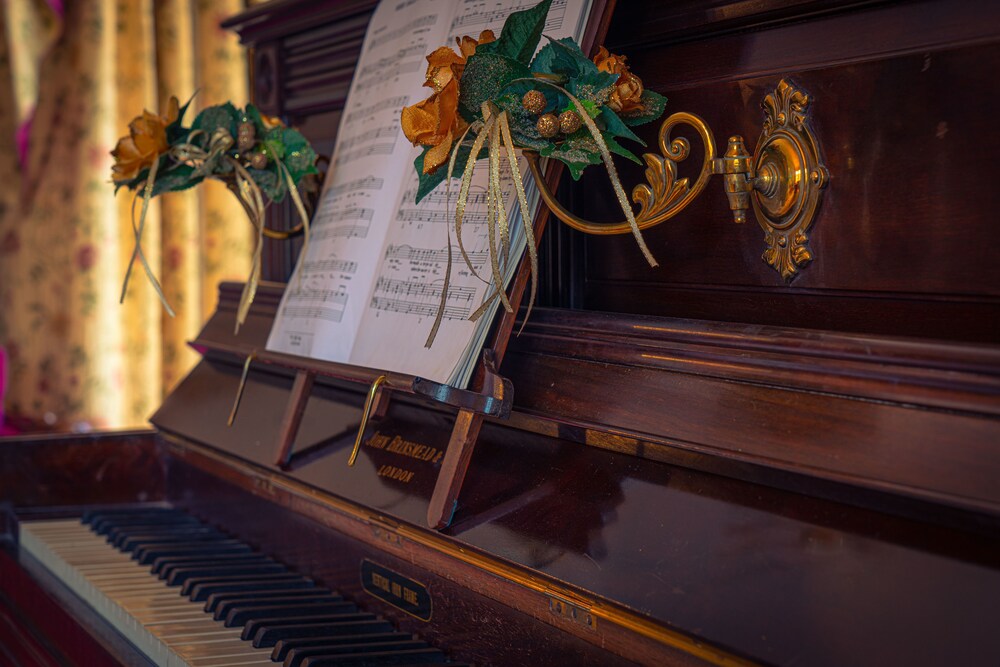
[526,79,828,281]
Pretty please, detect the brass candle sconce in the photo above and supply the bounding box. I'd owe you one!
[525,79,829,281]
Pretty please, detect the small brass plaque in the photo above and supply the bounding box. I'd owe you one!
[361,559,432,621]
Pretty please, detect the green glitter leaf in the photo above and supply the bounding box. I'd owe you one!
[476,0,551,66]
[620,90,668,127]
[166,93,196,143]
[603,134,643,165]
[458,53,530,123]
[150,163,205,196]
[540,135,602,180]
[192,102,239,140]
[276,127,318,183]
[599,107,644,146]
[248,165,285,202]
[414,142,488,204]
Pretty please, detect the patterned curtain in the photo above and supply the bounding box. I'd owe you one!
[0,0,252,430]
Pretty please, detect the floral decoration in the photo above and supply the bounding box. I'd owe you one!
[111,96,318,331]
[400,0,667,345]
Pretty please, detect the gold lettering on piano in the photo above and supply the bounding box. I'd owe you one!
[366,431,444,464]
[377,464,415,483]
[371,572,393,594]
[361,559,432,622]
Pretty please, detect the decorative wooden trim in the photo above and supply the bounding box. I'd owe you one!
[512,308,1000,417]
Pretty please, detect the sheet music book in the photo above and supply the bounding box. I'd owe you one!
[266,0,593,388]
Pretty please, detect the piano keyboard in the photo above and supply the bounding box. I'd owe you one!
[19,508,466,667]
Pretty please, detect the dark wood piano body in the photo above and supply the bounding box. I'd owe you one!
[3,1,1000,665]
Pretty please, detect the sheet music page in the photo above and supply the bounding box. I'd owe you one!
[267,0,592,386]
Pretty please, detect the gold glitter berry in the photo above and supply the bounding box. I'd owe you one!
[237,121,256,151]
[559,110,582,134]
[536,113,559,138]
[522,90,546,114]
[250,151,269,169]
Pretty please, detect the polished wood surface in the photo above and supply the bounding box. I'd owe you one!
[3,1,1000,665]
[571,1,1000,343]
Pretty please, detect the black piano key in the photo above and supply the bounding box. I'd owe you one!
[115,527,224,551]
[100,517,204,534]
[242,613,377,642]
[135,540,252,564]
[153,551,273,577]
[272,633,412,662]
[205,587,344,621]
[284,640,430,667]
[187,574,316,601]
[85,508,191,524]
[166,562,288,586]
[208,589,338,617]
[119,531,233,553]
[253,620,394,649]
[89,513,199,535]
[82,506,178,523]
[225,600,356,627]
[300,648,446,666]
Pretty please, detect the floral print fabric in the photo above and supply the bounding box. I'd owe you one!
[0,0,251,429]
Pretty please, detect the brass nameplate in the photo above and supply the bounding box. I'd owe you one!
[361,559,432,621]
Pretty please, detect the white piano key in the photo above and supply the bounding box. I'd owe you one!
[20,519,276,667]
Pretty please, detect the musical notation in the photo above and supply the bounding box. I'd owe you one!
[373,277,476,303]
[449,0,567,35]
[418,189,489,208]
[313,224,371,241]
[344,96,409,125]
[315,207,375,227]
[302,258,358,275]
[370,297,470,320]
[313,207,375,241]
[281,289,349,323]
[328,176,385,198]
[281,305,347,323]
[385,243,488,267]
[368,14,437,50]
[335,141,396,166]
[356,56,423,92]
[395,208,487,225]
[337,128,398,154]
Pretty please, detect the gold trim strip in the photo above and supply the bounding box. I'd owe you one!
[162,436,757,667]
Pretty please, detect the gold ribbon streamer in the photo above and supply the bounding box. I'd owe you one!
[529,79,659,268]
[121,157,175,317]
[498,110,538,333]
[424,123,475,348]
[227,157,266,333]
[119,126,313,334]
[455,113,495,284]
[483,102,513,316]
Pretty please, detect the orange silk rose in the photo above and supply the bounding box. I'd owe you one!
[593,46,645,114]
[111,96,180,183]
[402,30,495,175]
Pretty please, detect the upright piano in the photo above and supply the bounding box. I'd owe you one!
[3,1,1000,665]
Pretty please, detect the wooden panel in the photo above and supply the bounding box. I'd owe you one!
[565,2,1000,342]
[0,432,162,508]
[503,308,1000,516]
